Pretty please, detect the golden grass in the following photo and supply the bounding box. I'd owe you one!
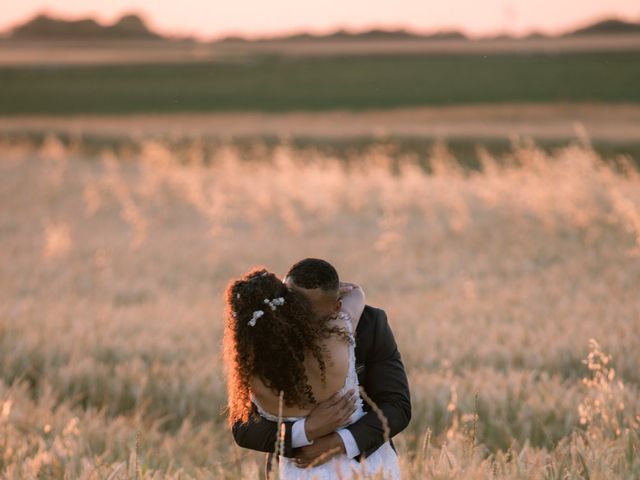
[0,135,639,478]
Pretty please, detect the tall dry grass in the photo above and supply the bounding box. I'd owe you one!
[0,135,639,479]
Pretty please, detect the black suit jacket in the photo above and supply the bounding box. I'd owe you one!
[231,305,411,460]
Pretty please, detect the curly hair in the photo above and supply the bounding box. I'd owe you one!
[223,267,350,426]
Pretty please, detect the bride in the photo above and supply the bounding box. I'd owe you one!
[223,268,400,479]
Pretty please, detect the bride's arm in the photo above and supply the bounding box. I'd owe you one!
[339,282,365,328]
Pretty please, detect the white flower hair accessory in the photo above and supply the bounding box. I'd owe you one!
[263,297,285,311]
[248,310,264,327]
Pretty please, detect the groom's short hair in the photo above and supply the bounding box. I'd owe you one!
[286,258,339,292]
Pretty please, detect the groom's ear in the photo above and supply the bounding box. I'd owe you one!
[334,298,342,312]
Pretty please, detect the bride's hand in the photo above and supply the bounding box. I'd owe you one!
[339,282,360,296]
[304,389,358,441]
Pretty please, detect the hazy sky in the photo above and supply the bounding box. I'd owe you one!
[3,0,640,40]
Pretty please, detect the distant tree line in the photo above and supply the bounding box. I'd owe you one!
[4,14,640,42]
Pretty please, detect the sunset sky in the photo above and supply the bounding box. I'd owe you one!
[2,0,640,40]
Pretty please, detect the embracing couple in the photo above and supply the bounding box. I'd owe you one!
[223,258,411,479]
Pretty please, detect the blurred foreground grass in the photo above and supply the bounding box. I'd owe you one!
[1,135,639,478]
[3,131,640,171]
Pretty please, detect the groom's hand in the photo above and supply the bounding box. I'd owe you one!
[304,389,358,441]
[293,432,346,468]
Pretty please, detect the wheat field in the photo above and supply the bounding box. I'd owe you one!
[1,134,639,479]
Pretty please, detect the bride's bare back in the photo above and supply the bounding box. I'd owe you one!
[251,284,364,417]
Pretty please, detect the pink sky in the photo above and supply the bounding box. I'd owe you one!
[2,0,640,40]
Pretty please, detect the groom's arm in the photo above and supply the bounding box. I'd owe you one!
[233,394,357,457]
[232,408,300,457]
[345,308,411,458]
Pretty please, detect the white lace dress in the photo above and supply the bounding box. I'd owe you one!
[254,312,401,480]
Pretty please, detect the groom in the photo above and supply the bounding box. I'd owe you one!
[232,258,411,469]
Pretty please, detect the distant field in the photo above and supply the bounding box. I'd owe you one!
[2,104,640,142]
[1,35,640,66]
[1,52,639,114]
[3,109,640,168]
